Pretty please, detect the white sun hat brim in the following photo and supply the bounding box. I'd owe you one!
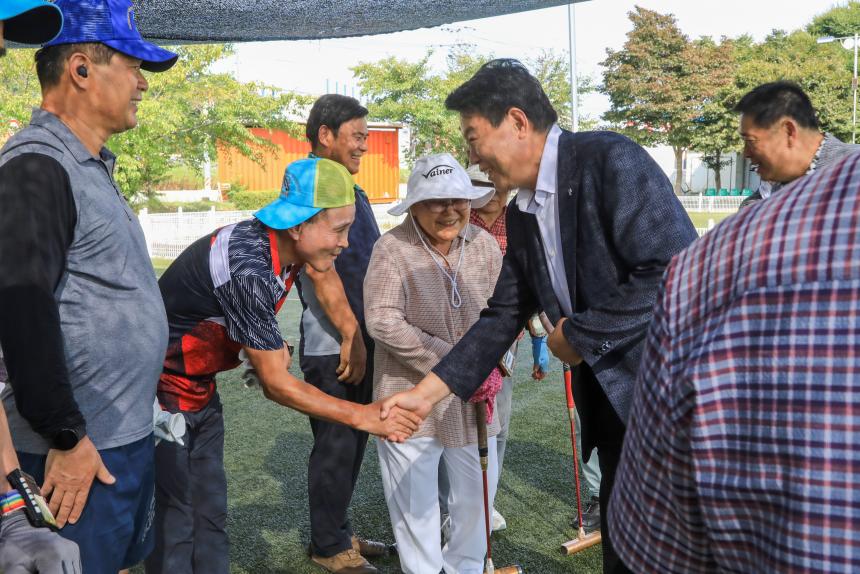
[388,153,496,216]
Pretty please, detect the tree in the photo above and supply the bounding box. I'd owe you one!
[528,49,596,131]
[353,49,485,165]
[807,1,860,38]
[353,47,595,166]
[688,37,746,192]
[736,29,852,141]
[601,7,734,193]
[0,45,311,200]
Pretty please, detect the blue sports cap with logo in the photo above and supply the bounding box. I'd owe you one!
[1,0,63,44]
[45,0,177,72]
[256,157,356,230]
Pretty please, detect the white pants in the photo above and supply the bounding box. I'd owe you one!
[377,436,498,574]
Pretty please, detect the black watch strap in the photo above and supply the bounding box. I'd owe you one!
[51,423,85,451]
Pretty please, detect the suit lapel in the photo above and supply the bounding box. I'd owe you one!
[556,131,578,312]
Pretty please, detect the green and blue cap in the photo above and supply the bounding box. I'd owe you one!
[2,0,63,44]
[255,157,356,230]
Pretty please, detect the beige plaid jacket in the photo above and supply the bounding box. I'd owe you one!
[364,216,503,448]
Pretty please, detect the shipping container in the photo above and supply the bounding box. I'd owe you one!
[217,124,400,203]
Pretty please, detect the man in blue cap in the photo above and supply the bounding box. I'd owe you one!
[0,5,85,574]
[148,157,420,574]
[0,0,178,572]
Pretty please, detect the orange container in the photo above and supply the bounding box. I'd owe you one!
[217,124,400,204]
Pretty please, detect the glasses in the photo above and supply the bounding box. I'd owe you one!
[422,198,471,213]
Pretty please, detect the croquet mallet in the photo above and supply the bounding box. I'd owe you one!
[475,401,523,574]
[560,363,602,555]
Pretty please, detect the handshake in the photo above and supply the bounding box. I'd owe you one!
[360,371,462,443]
[234,339,449,445]
[359,388,435,443]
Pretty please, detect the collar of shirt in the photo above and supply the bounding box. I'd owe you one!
[468,205,506,232]
[29,107,116,168]
[515,123,562,213]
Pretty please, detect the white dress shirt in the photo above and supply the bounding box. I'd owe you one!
[514,123,574,319]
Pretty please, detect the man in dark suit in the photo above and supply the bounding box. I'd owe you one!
[380,59,697,572]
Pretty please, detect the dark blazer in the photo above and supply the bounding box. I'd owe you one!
[433,129,698,452]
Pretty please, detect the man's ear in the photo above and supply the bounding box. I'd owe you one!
[68,52,91,89]
[318,125,335,150]
[507,107,530,139]
[783,118,799,147]
[286,224,303,241]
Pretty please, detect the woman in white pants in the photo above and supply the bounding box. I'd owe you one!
[365,154,503,574]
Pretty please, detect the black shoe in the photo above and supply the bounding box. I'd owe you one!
[581,496,601,532]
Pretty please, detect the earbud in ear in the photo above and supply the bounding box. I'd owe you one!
[76,65,88,78]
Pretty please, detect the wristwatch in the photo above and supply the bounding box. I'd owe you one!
[51,425,84,451]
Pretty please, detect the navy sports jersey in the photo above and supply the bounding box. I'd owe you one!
[157,218,295,411]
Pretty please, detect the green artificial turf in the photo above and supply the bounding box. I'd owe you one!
[687,211,735,230]
[137,282,603,573]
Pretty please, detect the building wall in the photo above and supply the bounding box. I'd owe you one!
[217,126,400,203]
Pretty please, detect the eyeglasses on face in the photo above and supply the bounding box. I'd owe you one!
[422,198,471,213]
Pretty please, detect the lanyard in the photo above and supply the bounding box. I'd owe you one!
[410,215,466,309]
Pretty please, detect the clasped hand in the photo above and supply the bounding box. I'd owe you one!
[547,318,583,366]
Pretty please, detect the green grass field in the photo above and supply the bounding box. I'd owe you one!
[136,276,603,573]
[687,211,735,230]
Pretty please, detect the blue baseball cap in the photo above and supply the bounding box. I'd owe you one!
[255,158,356,230]
[1,0,63,44]
[45,0,177,72]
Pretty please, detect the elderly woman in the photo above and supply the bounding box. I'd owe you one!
[364,153,503,574]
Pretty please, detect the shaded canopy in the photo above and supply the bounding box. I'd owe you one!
[135,0,580,43]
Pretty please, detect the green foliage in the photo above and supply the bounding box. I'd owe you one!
[601,7,736,192]
[528,49,597,131]
[353,48,593,166]
[352,49,485,165]
[0,45,312,199]
[228,189,280,211]
[808,1,860,38]
[601,5,855,192]
[139,196,238,213]
[601,7,691,148]
[0,49,41,141]
[688,38,746,191]
[735,30,853,141]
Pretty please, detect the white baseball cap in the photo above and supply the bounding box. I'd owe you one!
[388,153,495,216]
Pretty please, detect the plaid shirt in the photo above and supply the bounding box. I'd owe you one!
[469,206,507,255]
[609,152,860,573]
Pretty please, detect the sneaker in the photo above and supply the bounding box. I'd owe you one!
[310,548,378,574]
[491,508,507,532]
[351,535,391,558]
[440,513,452,547]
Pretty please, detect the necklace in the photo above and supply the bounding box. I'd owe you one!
[805,134,828,176]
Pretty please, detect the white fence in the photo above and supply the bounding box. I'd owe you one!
[141,205,716,260]
[139,207,255,259]
[678,195,746,212]
[139,205,406,259]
